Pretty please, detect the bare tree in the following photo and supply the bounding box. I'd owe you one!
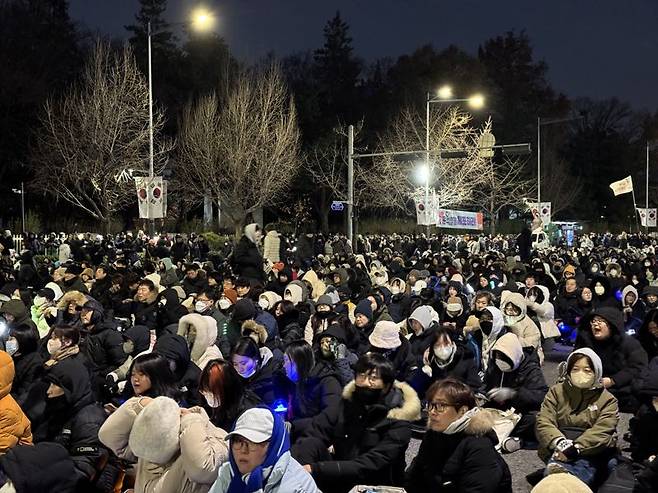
[31,41,171,230]
[364,105,490,215]
[471,156,536,234]
[540,147,583,217]
[177,63,301,237]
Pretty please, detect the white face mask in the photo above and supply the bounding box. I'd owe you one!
[433,343,455,362]
[218,299,232,310]
[195,301,210,313]
[237,366,257,379]
[5,339,18,356]
[594,285,605,296]
[201,390,220,408]
[258,298,270,310]
[495,359,513,372]
[47,338,62,355]
[527,295,537,303]
[504,314,524,326]
[33,295,48,308]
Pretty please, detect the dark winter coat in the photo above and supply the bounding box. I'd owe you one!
[388,293,412,323]
[554,289,583,325]
[590,276,621,310]
[295,380,421,493]
[408,325,439,366]
[181,273,207,296]
[10,350,44,405]
[207,389,262,433]
[152,333,200,407]
[90,277,114,310]
[408,344,482,398]
[368,336,417,382]
[576,307,648,411]
[637,309,658,361]
[1,299,37,334]
[127,292,159,330]
[405,410,512,493]
[232,235,264,283]
[80,321,127,381]
[33,358,108,488]
[243,350,285,406]
[483,347,548,414]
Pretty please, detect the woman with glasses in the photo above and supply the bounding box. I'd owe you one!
[405,378,512,493]
[575,307,648,412]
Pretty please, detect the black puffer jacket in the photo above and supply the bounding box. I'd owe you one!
[33,358,108,488]
[637,308,658,360]
[232,235,264,282]
[405,409,512,493]
[368,336,416,382]
[576,307,648,411]
[152,333,200,406]
[10,350,44,406]
[483,347,548,414]
[0,442,78,493]
[243,348,285,406]
[554,289,582,325]
[294,380,421,493]
[408,343,482,398]
[81,321,127,381]
[286,361,342,425]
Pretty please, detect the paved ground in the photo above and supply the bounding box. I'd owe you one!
[404,344,632,492]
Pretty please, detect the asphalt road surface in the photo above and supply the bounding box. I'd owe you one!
[404,343,632,492]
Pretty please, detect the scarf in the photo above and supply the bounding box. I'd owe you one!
[44,345,80,368]
[226,408,290,493]
[443,407,480,435]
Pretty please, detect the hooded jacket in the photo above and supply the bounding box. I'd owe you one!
[536,348,618,462]
[178,313,223,371]
[302,270,327,301]
[500,291,543,362]
[296,380,421,492]
[0,352,32,454]
[621,284,645,335]
[0,300,37,334]
[263,230,282,262]
[407,306,440,363]
[405,408,512,493]
[484,333,548,413]
[526,285,561,339]
[99,397,230,493]
[35,356,107,485]
[638,308,658,360]
[589,275,621,310]
[153,334,201,407]
[159,258,180,288]
[286,361,342,432]
[575,307,648,411]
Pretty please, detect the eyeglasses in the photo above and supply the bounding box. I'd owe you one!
[590,317,607,326]
[231,436,267,452]
[426,401,455,413]
[356,371,383,385]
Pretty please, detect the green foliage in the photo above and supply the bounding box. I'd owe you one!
[201,232,231,251]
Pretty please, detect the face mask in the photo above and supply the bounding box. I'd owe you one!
[527,295,537,303]
[201,390,220,408]
[352,386,382,406]
[218,299,232,310]
[33,295,48,308]
[5,339,18,356]
[504,314,524,326]
[123,340,135,355]
[495,359,513,372]
[609,269,618,277]
[237,365,257,379]
[195,301,210,313]
[390,286,400,295]
[594,286,605,296]
[433,343,455,362]
[480,320,493,336]
[570,371,596,389]
[591,266,599,273]
[47,338,62,355]
[258,298,270,310]
[316,310,332,319]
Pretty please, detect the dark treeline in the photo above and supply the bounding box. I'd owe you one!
[2,0,658,230]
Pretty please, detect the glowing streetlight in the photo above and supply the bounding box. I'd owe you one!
[468,94,485,109]
[437,85,453,99]
[415,163,430,185]
[191,8,215,31]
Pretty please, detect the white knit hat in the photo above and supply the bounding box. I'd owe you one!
[368,321,402,349]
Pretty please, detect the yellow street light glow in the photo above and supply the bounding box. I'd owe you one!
[191,8,215,31]
[468,94,485,109]
[437,85,453,99]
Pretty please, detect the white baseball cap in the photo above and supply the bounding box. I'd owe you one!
[225,408,274,444]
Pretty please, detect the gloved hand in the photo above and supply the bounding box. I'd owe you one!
[105,373,119,394]
[334,343,347,360]
[554,438,579,461]
[486,387,517,404]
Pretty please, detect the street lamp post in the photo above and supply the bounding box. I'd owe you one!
[425,87,485,232]
[646,140,658,232]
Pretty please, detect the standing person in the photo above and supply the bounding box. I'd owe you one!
[405,378,512,493]
[209,407,320,493]
[233,224,265,284]
[536,348,618,487]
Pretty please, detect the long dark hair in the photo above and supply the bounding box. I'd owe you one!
[199,359,248,428]
[10,324,39,355]
[284,340,315,414]
[232,337,261,363]
[123,353,180,400]
[638,309,658,354]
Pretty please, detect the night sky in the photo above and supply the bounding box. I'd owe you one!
[69,0,658,111]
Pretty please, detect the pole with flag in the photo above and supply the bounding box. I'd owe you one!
[610,176,640,232]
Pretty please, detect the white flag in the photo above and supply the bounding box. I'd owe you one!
[609,176,633,196]
[135,177,149,219]
[527,202,552,225]
[637,208,657,227]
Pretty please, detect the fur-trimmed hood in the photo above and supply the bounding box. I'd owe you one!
[463,408,496,436]
[56,290,88,310]
[241,319,268,345]
[133,290,159,305]
[177,313,216,364]
[342,380,421,421]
